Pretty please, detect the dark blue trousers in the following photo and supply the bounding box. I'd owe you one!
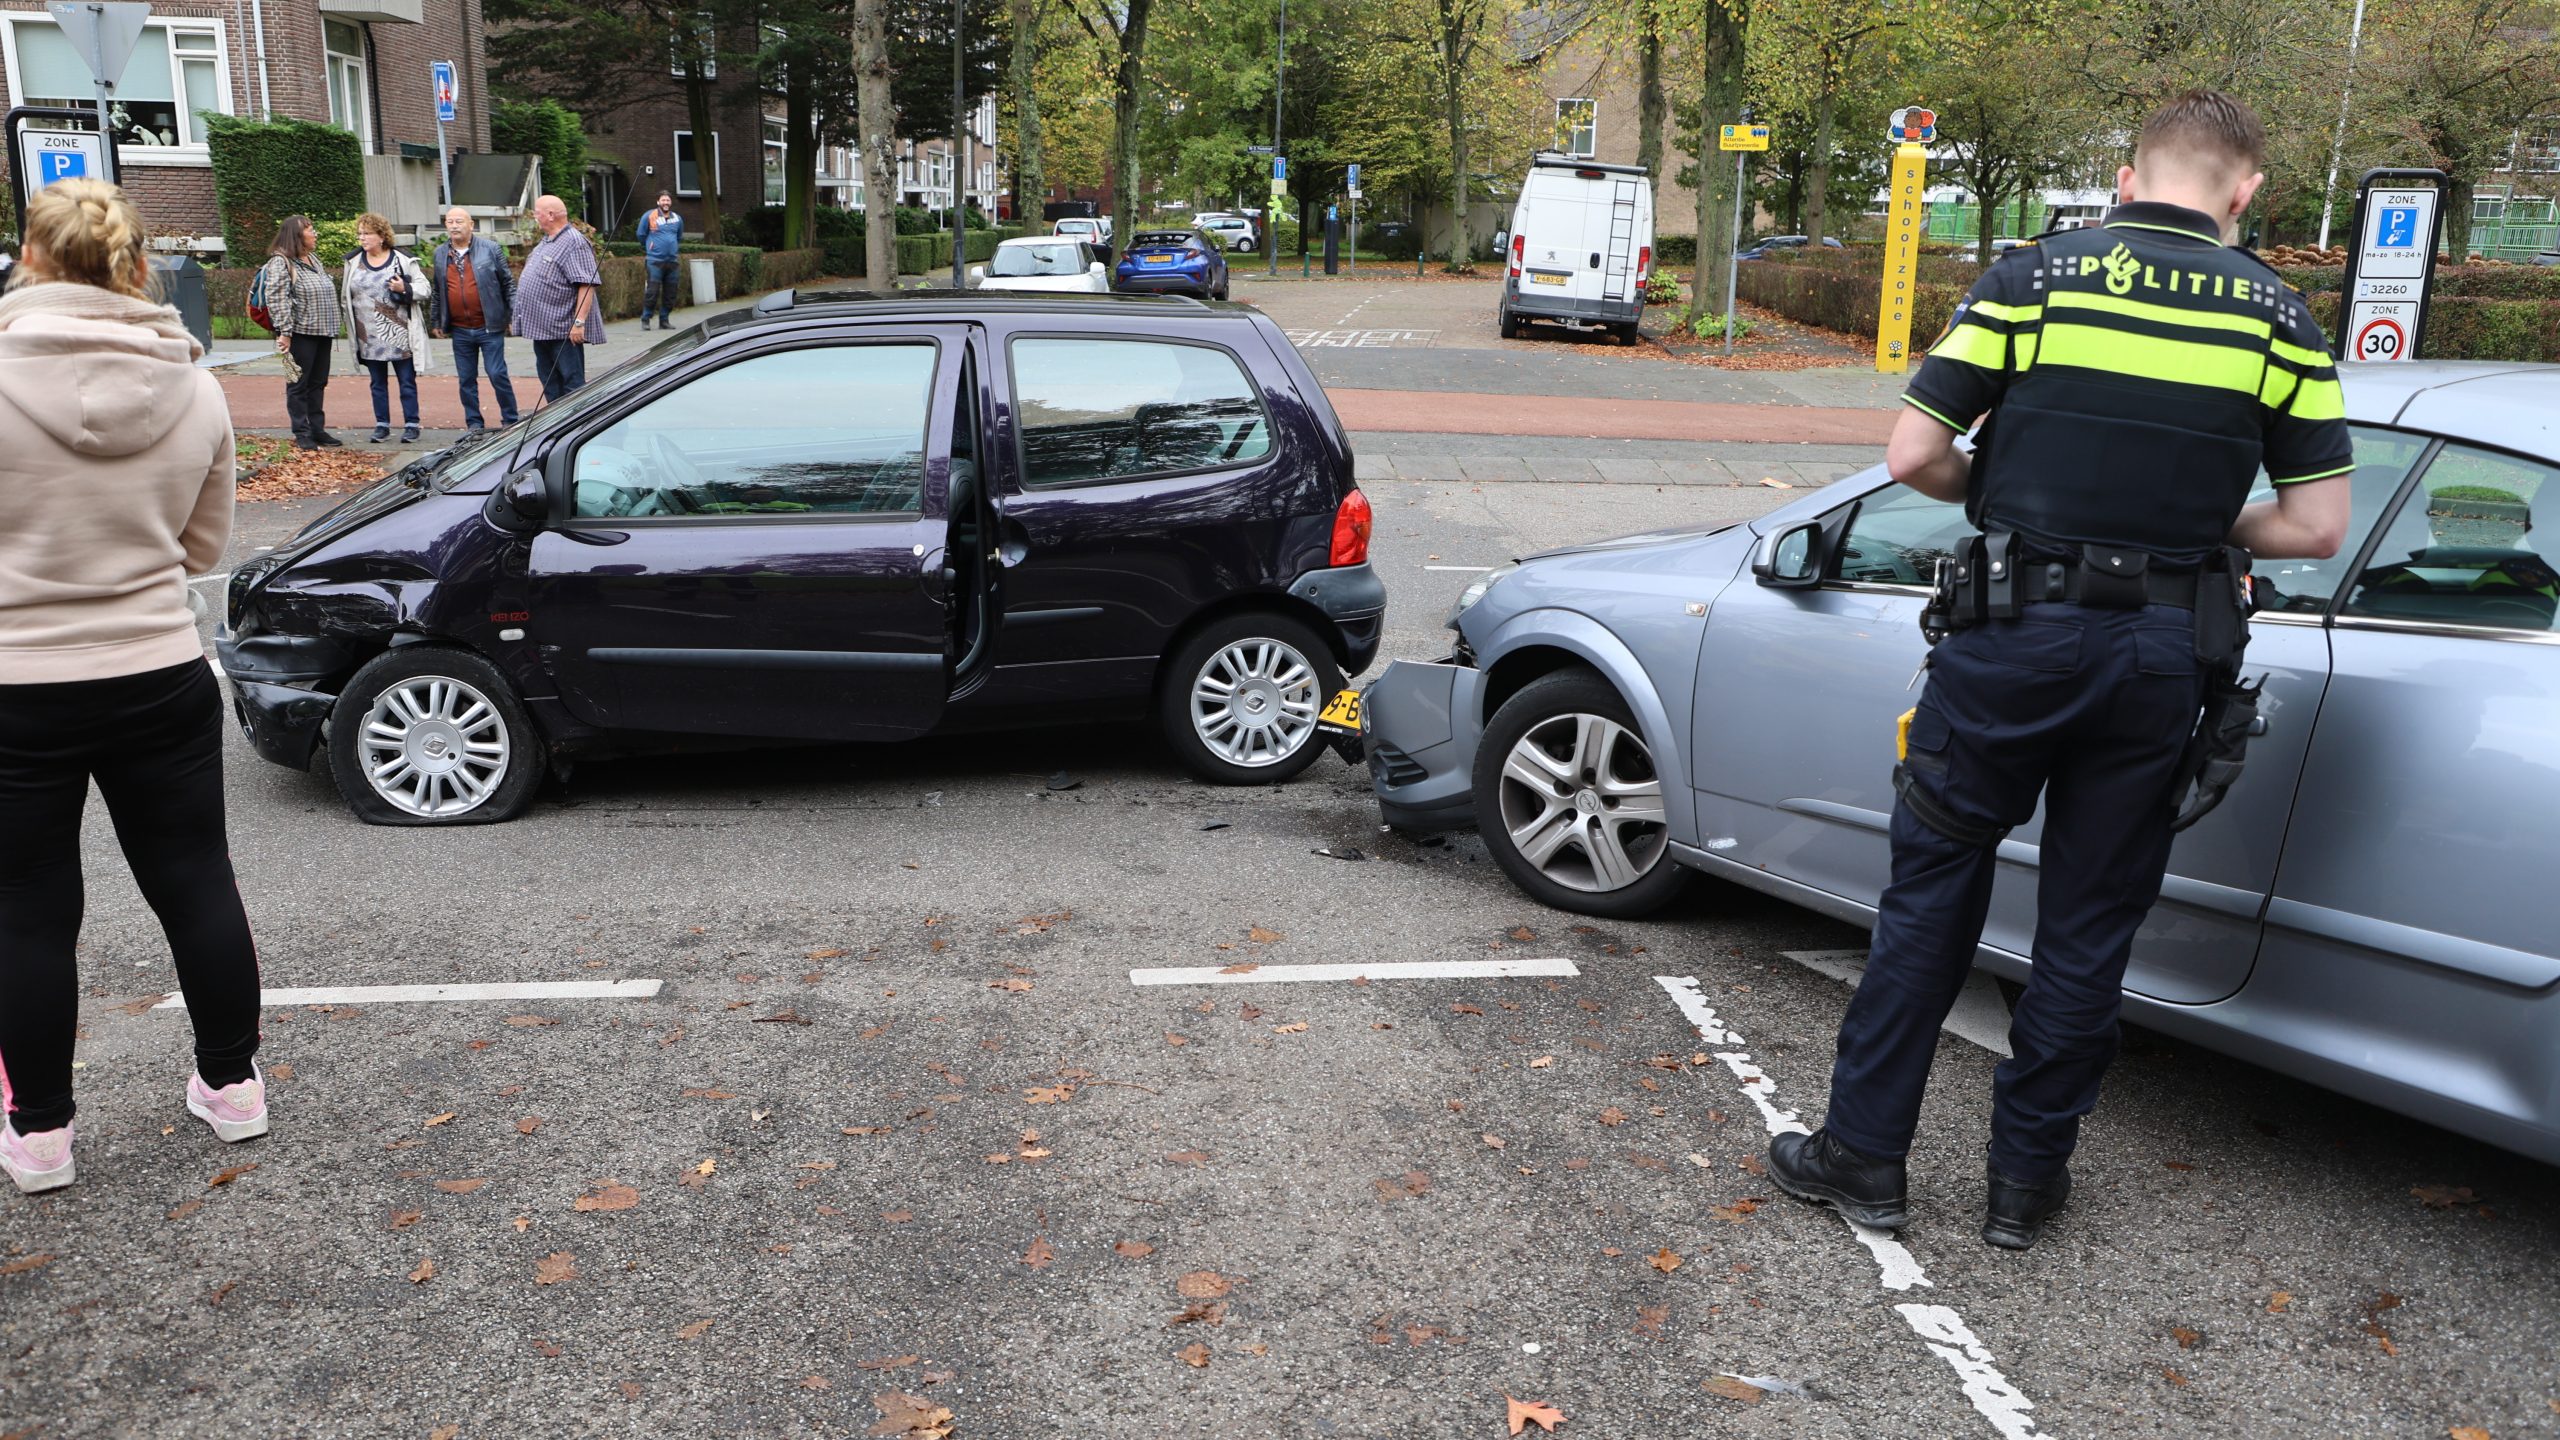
[1823,603,2204,1181]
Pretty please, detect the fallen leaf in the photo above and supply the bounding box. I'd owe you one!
[1481,1133,1507,1150]
[1176,1342,1211,1368]
[1602,1246,1623,1257]
[517,1116,544,1135]
[2412,1185,2479,1209]
[574,1182,640,1213]
[1166,1150,1212,1166]
[408,1256,437,1284]
[682,1088,740,1100]
[1505,1395,1566,1433]
[855,1355,921,1371]
[2162,1367,2189,1387]
[1239,1003,1264,1020]
[423,1112,457,1128]
[1272,1021,1308,1034]
[210,1162,260,1187]
[990,979,1034,994]
[802,1375,833,1390]
[1648,1247,1683,1274]
[1172,1301,1227,1326]
[1738,1154,1767,1177]
[0,1254,57,1277]
[1164,1033,1190,1047]
[842,1126,893,1136]
[1509,927,1537,942]
[2172,1325,2201,1348]
[1176,1271,1233,1299]
[676,1319,714,1340]
[693,1158,717,1177]
[503,1015,559,1028]
[513,1215,533,1232]
[435,1178,489,1195]
[1022,1236,1056,1270]
[1450,1002,1486,1017]
[387,1209,424,1231]
[753,1009,812,1026]
[166,1198,204,1221]
[809,947,849,960]
[2267,1291,2293,1313]
[2164,1159,2196,1171]
[1529,1056,1555,1068]
[534,1251,576,1285]
[1248,925,1283,944]
[2448,1430,2491,1440]
[1218,962,1259,976]
[1634,1303,1669,1339]
[795,1160,839,1171]
[1711,1198,1763,1222]
[867,1391,955,1439]
[1115,1240,1156,1259]
[1023,1085,1075,1105]
[1598,1107,1628,1127]
[881,1210,915,1224]
[429,1426,460,1440]
[1702,1376,1766,1403]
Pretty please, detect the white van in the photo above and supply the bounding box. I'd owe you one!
[1496,154,1655,343]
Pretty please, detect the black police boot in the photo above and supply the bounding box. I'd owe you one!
[1767,1128,1908,1230]
[1983,1160,2072,1250]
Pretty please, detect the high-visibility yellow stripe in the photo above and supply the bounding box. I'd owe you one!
[1904,395,1965,431]
[2271,463,2354,485]
[2036,320,2264,395]
[1930,319,2008,370]
[2269,337,2332,371]
[2047,289,2272,339]
[2259,364,2300,410]
[2014,330,2039,371]
[2287,375,2346,421]
[1967,299,2042,324]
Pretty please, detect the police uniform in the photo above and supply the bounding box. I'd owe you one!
[1801,201,2355,1233]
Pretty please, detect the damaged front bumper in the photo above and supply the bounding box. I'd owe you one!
[1361,658,1485,833]
[214,626,352,771]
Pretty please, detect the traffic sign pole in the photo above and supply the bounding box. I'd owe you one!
[2334,166,2446,363]
[44,1,149,185]
[1716,118,1770,354]
[1875,106,1937,373]
[432,60,457,208]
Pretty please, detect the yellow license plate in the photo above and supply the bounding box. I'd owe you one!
[1317,687,1363,734]
[1528,271,1570,286]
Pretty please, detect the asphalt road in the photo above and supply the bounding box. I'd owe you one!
[6,368,2557,1439]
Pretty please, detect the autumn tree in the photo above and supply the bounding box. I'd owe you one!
[2354,0,2560,256]
[1689,0,1749,324]
[855,0,900,287]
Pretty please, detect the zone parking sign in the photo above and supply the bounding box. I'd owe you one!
[2336,168,2445,363]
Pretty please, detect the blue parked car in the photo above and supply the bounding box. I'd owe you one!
[1115,229,1230,300]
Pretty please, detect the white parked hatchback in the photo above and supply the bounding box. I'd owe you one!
[973,236,1111,293]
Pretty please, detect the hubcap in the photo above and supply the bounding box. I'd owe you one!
[1190,638,1320,768]
[359,675,511,818]
[1495,712,1669,892]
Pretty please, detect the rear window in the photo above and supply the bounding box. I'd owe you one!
[1009,336,1273,488]
[1133,231,1197,247]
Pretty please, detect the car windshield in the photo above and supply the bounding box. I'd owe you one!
[1056,220,1097,235]
[511,325,710,449]
[990,243,1087,277]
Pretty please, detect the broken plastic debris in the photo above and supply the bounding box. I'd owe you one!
[1046,772,1082,791]
[1312,847,1369,862]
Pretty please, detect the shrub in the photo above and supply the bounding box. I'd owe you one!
[895,205,940,236]
[2304,293,2560,361]
[730,204,867,250]
[1691,311,1753,341]
[491,100,587,221]
[1653,234,1697,267]
[759,247,825,289]
[1372,228,1422,262]
[204,114,364,261]
[1642,270,1682,305]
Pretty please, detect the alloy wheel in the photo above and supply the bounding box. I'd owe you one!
[1494,712,1669,892]
[1190,637,1321,769]
[357,674,513,819]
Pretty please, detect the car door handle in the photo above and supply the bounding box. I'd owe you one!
[1589,252,1601,268]
[558,528,629,546]
[2249,716,2268,737]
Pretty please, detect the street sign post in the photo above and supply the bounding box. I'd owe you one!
[2335,167,2445,362]
[1876,108,1936,373]
[1715,116,1767,353]
[6,107,111,227]
[42,0,148,183]
[431,60,457,207]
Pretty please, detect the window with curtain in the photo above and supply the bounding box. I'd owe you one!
[8,19,229,149]
[763,118,785,206]
[324,20,370,152]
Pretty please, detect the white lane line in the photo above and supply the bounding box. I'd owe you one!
[1130,958,1578,987]
[1654,976,2051,1440]
[154,980,666,1010]
[1423,564,1495,572]
[1783,949,2015,1057]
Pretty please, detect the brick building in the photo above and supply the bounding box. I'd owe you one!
[0,0,493,251]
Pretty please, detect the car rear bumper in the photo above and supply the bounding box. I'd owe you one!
[1289,563,1387,674]
[1504,280,1641,325]
[1116,270,1213,294]
[1359,658,1485,832]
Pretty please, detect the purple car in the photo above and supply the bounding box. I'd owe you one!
[217,290,1383,824]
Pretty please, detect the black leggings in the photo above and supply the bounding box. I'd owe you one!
[0,659,260,1133]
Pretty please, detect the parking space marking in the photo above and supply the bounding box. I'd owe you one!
[152,980,666,1011]
[1783,950,2015,1057]
[1655,976,2050,1440]
[1130,958,1578,987]
[1282,328,1441,349]
[1423,564,1495,572]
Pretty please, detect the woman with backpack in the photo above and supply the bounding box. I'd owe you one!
[259,215,340,450]
[0,179,266,1195]
[340,212,432,444]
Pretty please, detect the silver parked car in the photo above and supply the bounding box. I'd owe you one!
[1360,361,2560,1164]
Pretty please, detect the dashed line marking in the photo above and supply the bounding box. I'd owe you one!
[1654,975,2051,1440]
[1423,564,1495,572]
[1130,958,1578,987]
[152,980,666,1010]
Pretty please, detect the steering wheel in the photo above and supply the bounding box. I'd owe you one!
[645,432,708,505]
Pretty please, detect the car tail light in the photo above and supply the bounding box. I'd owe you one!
[1637,244,1652,282]
[1329,489,1373,567]
[1509,233,1525,278]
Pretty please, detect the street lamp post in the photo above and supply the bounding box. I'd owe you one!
[951,0,967,289]
[1267,0,1284,278]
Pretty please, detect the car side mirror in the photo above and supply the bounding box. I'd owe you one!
[481,467,548,534]
[1494,230,1509,253]
[969,264,986,285]
[1751,520,1828,588]
[1088,261,1105,276]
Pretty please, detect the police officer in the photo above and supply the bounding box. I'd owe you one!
[1767,89,2356,1250]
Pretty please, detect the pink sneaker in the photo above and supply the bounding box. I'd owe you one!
[1,1120,75,1194]
[186,1064,269,1143]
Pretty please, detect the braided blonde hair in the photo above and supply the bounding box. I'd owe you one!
[20,178,154,300]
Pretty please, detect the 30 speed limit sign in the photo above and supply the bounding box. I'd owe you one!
[2347,301,2417,361]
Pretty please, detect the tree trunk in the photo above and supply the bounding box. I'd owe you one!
[682,64,723,245]
[854,0,899,291]
[2443,173,2475,260]
[1008,0,1044,224]
[1804,82,1835,247]
[1440,0,1470,268]
[1784,157,1802,235]
[1690,0,1747,326]
[1976,180,2000,265]
[2013,187,2030,240]
[1635,0,1664,179]
[784,53,815,250]
[1109,0,1155,252]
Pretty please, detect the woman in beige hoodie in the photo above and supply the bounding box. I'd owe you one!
[0,180,267,1195]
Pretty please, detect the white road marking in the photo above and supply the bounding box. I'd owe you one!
[153,980,666,1010]
[1423,564,1495,572]
[1282,327,1440,349]
[1655,976,2051,1440]
[1781,950,2014,1057]
[1130,958,1578,987]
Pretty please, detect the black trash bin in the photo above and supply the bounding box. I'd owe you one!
[152,254,210,353]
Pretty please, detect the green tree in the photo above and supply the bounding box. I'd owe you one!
[2355,0,2560,257]
[1689,0,1749,324]
[1911,0,2112,262]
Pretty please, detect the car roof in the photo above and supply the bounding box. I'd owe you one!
[998,235,1082,248]
[2343,361,2559,463]
[723,288,1239,328]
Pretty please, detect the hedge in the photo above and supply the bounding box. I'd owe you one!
[2272,262,2560,300]
[2305,293,2560,362]
[1736,259,1964,351]
[896,229,1008,276]
[204,115,365,261]
[491,100,587,222]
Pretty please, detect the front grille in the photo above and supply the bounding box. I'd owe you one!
[1369,743,1429,789]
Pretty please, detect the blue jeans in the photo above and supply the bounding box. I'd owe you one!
[1820,604,2205,1181]
[644,258,680,321]
[447,327,518,428]
[361,357,418,428]
[532,339,587,401]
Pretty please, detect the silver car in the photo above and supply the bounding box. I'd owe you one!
[1361,361,2560,1164]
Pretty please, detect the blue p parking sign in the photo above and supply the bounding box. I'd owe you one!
[2376,205,2418,249]
[37,149,84,185]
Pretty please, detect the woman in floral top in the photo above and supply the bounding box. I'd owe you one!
[340,212,433,444]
